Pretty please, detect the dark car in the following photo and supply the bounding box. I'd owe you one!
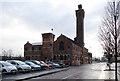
[39,61,49,69]
[26,60,48,70]
[46,62,60,68]
[25,61,41,71]
[56,62,66,68]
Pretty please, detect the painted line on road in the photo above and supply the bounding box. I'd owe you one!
[62,71,80,79]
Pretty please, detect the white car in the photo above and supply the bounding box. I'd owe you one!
[0,61,17,74]
[7,60,31,72]
[25,61,41,71]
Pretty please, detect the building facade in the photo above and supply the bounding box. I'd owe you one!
[24,4,92,65]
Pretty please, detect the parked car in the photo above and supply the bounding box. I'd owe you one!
[7,60,31,72]
[45,62,55,69]
[44,62,53,69]
[25,61,41,71]
[39,61,49,69]
[0,61,17,74]
[56,62,66,68]
[46,62,60,68]
[26,60,48,69]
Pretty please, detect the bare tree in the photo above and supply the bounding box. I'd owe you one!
[99,1,119,58]
[7,49,14,58]
[2,50,8,57]
[98,1,119,81]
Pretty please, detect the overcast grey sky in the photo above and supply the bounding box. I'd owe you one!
[1,0,112,57]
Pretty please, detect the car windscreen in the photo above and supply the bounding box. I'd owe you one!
[40,61,45,64]
[46,62,53,64]
[34,61,40,64]
[26,62,35,65]
[16,61,26,65]
[1,62,13,66]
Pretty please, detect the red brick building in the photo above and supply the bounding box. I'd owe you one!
[24,4,92,65]
[24,41,43,61]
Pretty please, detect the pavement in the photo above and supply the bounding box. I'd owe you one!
[2,67,69,81]
[98,63,120,80]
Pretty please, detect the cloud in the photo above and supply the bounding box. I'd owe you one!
[1,0,109,57]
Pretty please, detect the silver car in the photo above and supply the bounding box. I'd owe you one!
[7,60,31,72]
[25,61,41,71]
[0,61,17,74]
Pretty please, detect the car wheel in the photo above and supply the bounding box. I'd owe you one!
[12,72,16,75]
[2,69,7,74]
[18,68,22,72]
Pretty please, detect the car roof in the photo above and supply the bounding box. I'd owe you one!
[0,61,7,63]
[7,60,24,63]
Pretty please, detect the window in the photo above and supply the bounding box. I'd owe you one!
[36,48,38,51]
[32,56,34,59]
[54,55,56,60]
[57,55,59,60]
[60,55,63,60]
[39,56,41,60]
[64,55,67,60]
[68,55,70,60]
[26,56,28,60]
[39,47,41,50]
[36,56,37,60]
[28,56,30,60]
[32,47,34,51]
[25,47,28,51]
[68,46,70,49]
[59,41,64,51]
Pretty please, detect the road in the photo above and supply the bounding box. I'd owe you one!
[2,62,120,81]
[23,62,117,81]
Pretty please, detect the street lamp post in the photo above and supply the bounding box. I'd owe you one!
[51,29,53,62]
[113,1,118,81]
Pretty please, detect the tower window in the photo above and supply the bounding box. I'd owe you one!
[59,41,64,51]
[25,47,28,51]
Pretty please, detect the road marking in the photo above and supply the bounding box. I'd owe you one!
[62,71,80,79]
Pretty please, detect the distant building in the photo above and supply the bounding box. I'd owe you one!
[24,4,92,65]
[101,55,108,62]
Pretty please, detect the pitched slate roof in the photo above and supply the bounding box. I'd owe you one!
[32,42,42,45]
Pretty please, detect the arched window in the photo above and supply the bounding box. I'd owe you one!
[32,47,34,51]
[28,56,30,60]
[36,56,37,60]
[53,55,56,60]
[39,47,41,50]
[57,55,59,60]
[25,47,28,51]
[59,41,64,50]
[25,56,28,60]
[64,55,67,60]
[60,55,63,60]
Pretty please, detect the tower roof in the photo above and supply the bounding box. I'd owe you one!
[78,4,82,9]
